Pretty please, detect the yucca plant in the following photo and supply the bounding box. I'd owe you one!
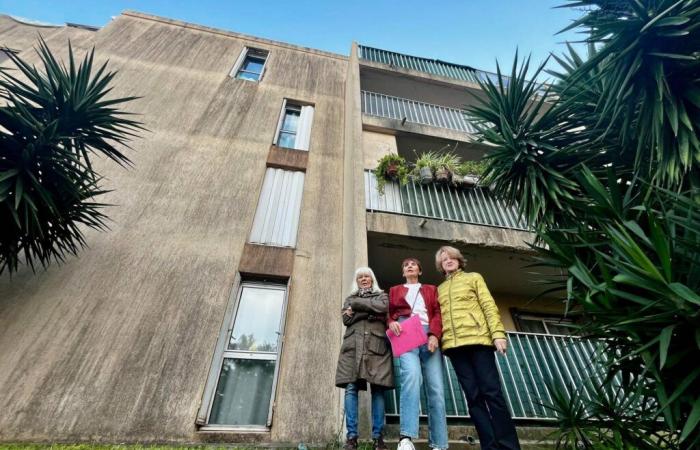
[467,1,700,447]
[0,39,143,275]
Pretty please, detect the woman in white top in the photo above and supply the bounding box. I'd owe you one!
[387,258,448,450]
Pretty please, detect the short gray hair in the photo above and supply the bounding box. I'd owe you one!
[349,266,382,295]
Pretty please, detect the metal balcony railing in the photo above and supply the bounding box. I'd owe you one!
[359,45,506,87]
[361,90,477,134]
[385,331,609,420]
[365,171,527,231]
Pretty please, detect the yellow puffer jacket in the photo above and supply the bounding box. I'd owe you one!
[437,270,506,350]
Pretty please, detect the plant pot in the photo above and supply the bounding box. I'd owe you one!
[419,166,433,184]
[435,167,451,184]
[462,175,478,188]
[385,163,399,180]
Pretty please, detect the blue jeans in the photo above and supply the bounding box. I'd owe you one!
[345,382,386,439]
[398,323,448,449]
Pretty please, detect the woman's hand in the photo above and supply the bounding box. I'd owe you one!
[427,335,439,353]
[389,321,401,336]
[494,338,507,355]
[343,307,354,317]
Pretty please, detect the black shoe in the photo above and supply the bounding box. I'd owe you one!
[344,437,358,450]
[373,436,388,450]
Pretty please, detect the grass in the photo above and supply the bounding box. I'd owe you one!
[0,446,283,450]
[0,444,358,450]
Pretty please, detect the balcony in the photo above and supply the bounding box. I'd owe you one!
[361,90,476,135]
[359,45,505,87]
[365,171,527,231]
[385,331,608,420]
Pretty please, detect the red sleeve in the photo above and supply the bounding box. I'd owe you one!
[426,285,443,340]
[387,286,397,325]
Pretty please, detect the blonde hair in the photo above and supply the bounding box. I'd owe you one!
[435,246,466,275]
[349,266,382,295]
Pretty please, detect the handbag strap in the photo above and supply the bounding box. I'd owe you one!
[406,284,422,316]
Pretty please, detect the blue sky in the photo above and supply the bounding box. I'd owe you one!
[0,1,585,76]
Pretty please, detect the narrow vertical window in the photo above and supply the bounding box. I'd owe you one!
[207,282,287,427]
[231,47,269,82]
[249,168,304,247]
[277,104,301,148]
[274,100,315,151]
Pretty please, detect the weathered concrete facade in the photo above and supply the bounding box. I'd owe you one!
[0,12,347,444]
[0,11,563,447]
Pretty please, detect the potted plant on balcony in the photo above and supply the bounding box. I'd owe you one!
[455,160,487,188]
[413,151,439,184]
[434,152,461,185]
[373,152,408,194]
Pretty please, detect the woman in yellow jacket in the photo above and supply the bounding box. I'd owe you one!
[435,246,520,450]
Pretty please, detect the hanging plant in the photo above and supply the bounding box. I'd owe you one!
[373,152,408,194]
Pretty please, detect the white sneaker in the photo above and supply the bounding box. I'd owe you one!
[397,437,415,450]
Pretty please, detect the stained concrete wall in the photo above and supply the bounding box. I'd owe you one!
[366,212,536,252]
[0,15,96,53]
[0,11,347,445]
[362,131,397,170]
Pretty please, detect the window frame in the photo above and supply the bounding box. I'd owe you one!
[272,99,315,151]
[512,309,576,336]
[230,46,269,82]
[277,103,302,149]
[199,280,289,431]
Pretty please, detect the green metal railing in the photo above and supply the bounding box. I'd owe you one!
[385,332,608,421]
[361,90,477,134]
[359,45,505,86]
[365,171,527,231]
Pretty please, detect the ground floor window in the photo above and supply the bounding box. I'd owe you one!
[513,311,575,335]
[207,282,288,427]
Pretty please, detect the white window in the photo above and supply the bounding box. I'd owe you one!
[249,168,304,247]
[274,100,315,151]
[230,47,269,82]
[515,312,575,336]
[206,282,288,428]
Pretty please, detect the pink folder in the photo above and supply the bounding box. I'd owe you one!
[386,315,428,356]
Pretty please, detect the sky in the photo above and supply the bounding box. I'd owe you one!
[0,1,586,77]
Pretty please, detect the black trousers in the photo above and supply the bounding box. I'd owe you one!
[445,345,521,450]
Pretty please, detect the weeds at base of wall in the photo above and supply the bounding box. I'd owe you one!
[0,444,358,450]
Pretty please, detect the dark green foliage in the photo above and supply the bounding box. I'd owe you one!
[467,1,700,447]
[0,38,143,274]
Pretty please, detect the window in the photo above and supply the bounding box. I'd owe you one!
[515,312,576,336]
[274,100,315,151]
[249,168,304,247]
[207,282,288,427]
[231,47,269,82]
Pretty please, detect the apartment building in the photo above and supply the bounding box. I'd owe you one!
[0,11,593,447]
